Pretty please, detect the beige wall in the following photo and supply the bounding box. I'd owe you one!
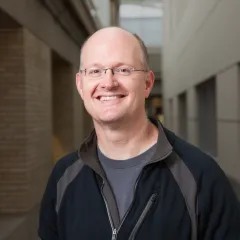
[163,0,240,96]
[0,27,53,240]
[0,3,94,238]
[163,0,240,195]
[0,0,83,65]
[216,65,240,181]
[0,27,52,214]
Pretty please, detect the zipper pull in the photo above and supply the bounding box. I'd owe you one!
[112,229,117,240]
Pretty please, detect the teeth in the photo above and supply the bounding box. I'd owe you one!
[99,96,118,101]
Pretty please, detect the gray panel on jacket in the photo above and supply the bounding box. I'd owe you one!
[166,152,198,240]
[56,159,84,213]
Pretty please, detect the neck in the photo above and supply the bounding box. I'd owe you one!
[94,116,158,160]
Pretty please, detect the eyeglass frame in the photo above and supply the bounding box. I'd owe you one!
[79,67,148,78]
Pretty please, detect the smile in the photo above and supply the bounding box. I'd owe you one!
[97,95,125,102]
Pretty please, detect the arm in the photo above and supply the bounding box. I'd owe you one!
[38,168,59,240]
[198,163,240,240]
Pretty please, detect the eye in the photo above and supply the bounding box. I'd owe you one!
[116,67,132,75]
[89,69,101,74]
[120,67,131,73]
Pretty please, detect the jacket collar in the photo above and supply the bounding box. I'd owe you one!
[78,117,173,228]
[78,117,173,176]
[149,117,173,162]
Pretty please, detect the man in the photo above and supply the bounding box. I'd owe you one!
[38,27,240,240]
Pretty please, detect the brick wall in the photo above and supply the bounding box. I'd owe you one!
[0,27,27,213]
[0,7,93,240]
[0,27,52,213]
[24,28,52,209]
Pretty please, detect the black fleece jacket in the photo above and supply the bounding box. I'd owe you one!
[38,123,240,240]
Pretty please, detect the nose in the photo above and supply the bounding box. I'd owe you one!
[100,69,118,90]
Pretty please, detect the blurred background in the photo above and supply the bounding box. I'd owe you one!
[0,0,239,239]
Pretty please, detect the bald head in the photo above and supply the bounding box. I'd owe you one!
[80,27,149,70]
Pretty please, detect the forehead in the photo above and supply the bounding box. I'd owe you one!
[81,32,142,67]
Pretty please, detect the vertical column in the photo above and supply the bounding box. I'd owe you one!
[0,27,52,213]
[110,0,119,26]
[216,65,240,181]
[172,96,180,134]
[187,87,199,146]
[178,92,187,140]
[23,28,52,209]
[0,27,26,213]
[163,98,170,129]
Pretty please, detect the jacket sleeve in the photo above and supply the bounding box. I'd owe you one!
[198,160,240,240]
[38,167,59,240]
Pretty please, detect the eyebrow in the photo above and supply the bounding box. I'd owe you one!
[84,62,135,69]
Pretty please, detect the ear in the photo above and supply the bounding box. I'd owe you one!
[145,71,155,98]
[76,73,84,100]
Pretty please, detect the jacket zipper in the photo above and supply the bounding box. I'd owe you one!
[101,182,117,240]
[128,193,157,240]
[101,174,156,240]
[100,163,146,240]
[116,154,171,237]
[100,152,171,240]
[114,169,144,237]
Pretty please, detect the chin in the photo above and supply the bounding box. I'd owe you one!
[97,113,126,124]
[99,116,121,123]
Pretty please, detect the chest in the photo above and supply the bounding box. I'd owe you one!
[57,166,192,240]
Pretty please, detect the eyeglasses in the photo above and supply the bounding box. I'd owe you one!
[79,67,148,78]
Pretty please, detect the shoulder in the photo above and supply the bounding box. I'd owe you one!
[164,128,239,212]
[40,151,84,210]
[164,127,223,181]
[38,152,82,238]
[51,151,81,183]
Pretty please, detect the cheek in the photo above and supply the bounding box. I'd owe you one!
[131,81,146,96]
[82,81,98,98]
[126,84,146,106]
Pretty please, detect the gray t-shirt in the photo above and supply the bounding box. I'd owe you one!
[98,144,156,220]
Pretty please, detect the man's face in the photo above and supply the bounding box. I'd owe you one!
[76,29,154,124]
